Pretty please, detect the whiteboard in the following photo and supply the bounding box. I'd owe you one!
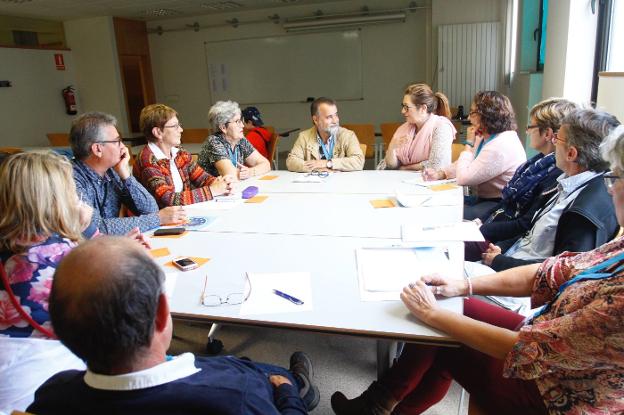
[204,30,363,104]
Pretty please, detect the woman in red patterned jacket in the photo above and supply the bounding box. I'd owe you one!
[134,104,233,207]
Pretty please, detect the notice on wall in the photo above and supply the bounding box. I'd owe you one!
[208,63,228,94]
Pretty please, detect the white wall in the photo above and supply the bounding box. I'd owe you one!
[0,48,77,146]
[64,16,129,136]
[147,0,432,134]
[597,73,624,122]
[542,0,597,102]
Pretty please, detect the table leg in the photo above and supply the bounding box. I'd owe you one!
[376,339,398,379]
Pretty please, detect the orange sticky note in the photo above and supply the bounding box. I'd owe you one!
[370,199,396,208]
[150,247,170,258]
[259,175,278,180]
[429,183,458,191]
[152,231,188,239]
[245,195,268,204]
[165,256,210,268]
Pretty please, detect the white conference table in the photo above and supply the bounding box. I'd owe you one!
[243,170,428,195]
[150,170,466,375]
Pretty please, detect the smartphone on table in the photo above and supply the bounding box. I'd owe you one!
[172,257,199,271]
[153,227,185,236]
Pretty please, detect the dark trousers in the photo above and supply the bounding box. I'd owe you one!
[383,298,547,415]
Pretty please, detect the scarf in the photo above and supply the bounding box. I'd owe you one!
[394,114,456,165]
[500,152,558,218]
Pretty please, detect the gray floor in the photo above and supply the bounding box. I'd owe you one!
[170,322,468,415]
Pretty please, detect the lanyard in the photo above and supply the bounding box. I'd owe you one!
[474,133,498,158]
[226,144,238,166]
[530,250,624,322]
[318,136,335,160]
[91,175,109,218]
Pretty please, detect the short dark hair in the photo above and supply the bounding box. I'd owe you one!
[562,108,620,172]
[310,97,336,117]
[140,104,178,142]
[69,112,118,160]
[50,240,165,374]
[472,91,517,135]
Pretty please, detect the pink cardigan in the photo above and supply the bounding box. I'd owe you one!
[443,130,526,199]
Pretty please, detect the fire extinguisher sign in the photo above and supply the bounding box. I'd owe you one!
[54,53,65,71]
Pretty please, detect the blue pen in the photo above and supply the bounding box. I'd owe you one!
[273,289,304,305]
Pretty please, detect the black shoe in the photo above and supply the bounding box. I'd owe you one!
[331,390,367,414]
[331,382,397,415]
[289,351,320,411]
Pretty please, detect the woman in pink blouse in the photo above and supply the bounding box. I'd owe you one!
[424,91,526,220]
[331,125,624,414]
[383,84,455,171]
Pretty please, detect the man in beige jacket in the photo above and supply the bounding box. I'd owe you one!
[286,97,364,172]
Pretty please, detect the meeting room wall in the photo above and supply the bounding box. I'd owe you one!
[0,47,78,146]
[147,0,433,135]
[64,16,130,138]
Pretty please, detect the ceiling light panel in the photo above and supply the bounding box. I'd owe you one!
[144,8,182,17]
[200,1,242,11]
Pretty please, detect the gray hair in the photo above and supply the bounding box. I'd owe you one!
[562,108,620,172]
[70,112,118,160]
[600,125,624,172]
[207,101,240,132]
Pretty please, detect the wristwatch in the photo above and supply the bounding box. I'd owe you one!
[327,160,333,169]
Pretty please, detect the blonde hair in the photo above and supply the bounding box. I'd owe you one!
[0,152,84,253]
[529,98,579,134]
[404,83,451,118]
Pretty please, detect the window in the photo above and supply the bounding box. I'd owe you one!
[606,0,623,71]
[536,0,548,71]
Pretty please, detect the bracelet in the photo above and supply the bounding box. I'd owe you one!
[465,276,473,297]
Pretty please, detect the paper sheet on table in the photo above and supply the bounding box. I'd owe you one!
[164,272,177,300]
[245,195,268,204]
[402,177,456,186]
[402,221,484,242]
[150,247,171,258]
[395,191,458,207]
[369,198,396,208]
[464,261,531,314]
[239,272,313,315]
[356,247,451,301]
[184,198,244,213]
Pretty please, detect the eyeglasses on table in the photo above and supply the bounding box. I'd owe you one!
[200,273,251,307]
[306,169,329,178]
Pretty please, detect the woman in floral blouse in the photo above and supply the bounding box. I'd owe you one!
[332,124,624,414]
[0,152,92,412]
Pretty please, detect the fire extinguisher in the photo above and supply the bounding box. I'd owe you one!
[62,86,77,115]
